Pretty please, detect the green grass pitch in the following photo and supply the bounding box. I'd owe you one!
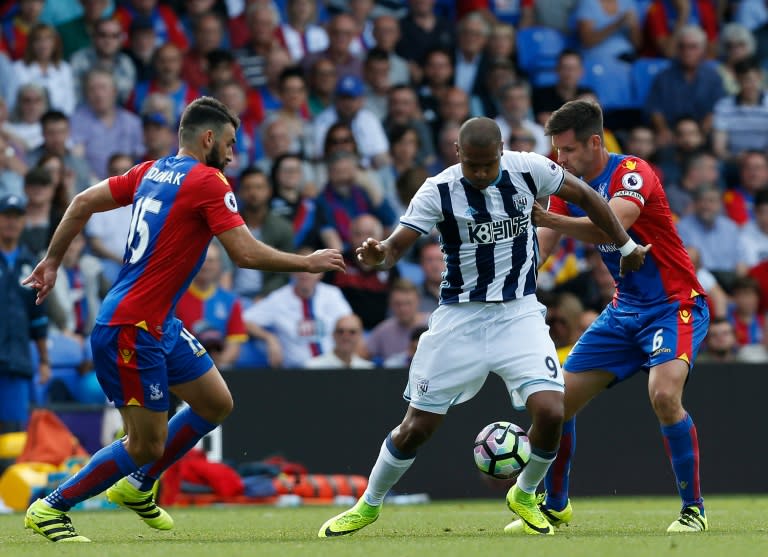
[1,496,766,557]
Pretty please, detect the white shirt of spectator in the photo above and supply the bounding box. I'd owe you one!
[243,282,353,368]
[86,204,133,259]
[305,352,374,369]
[313,106,390,166]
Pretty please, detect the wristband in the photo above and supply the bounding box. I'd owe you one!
[618,238,638,257]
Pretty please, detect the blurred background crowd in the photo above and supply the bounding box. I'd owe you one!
[2,0,768,415]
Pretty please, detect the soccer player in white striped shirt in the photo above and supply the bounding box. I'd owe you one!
[318,117,648,538]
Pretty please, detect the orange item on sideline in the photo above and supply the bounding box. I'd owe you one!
[16,410,88,466]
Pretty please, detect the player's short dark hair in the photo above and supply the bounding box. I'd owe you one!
[544,99,604,142]
[179,96,240,145]
[40,110,69,127]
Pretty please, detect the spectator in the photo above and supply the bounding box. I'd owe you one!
[130,43,201,123]
[723,150,768,226]
[656,116,708,186]
[453,12,493,110]
[18,166,54,256]
[27,110,94,193]
[0,50,19,115]
[317,151,397,249]
[325,214,399,331]
[212,80,258,176]
[5,84,47,154]
[396,0,454,78]
[303,13,363,82]
[268,66,314,157]
[715,23,758,95]
[56,0,112,60]
[70,16,137,105]
[429,121,460,174]
[371,15,409,86]
[394,166,429,223]
[313,75,391,168]
[494,80,549,156]
[686,245,728,319]
[697,317,737,362]
[381,124,421,212]
[677,183,746,280]
[734,0,768,32]
[2,0,45,61]
[70,69,144,180]
[140,112,176,161]
[275,0,328,63]
[472,58,518,119]
[137,91,175,128]
[235,3,280,89]
[641,0,719,58]
[243,248,353,368]
[622,125,663,181]
[307,57,338,117]
[36,152,76,236]
[383,324,428,368]
[181,11,227,91]
[254,116,293,175]
[305,314,374,369]
[417,48,454,125]
[417,239,445,314]
[0,134,26,197]
[362,48,391,121]
[48,232,105,338]
[175,242,248,371]
[384,85,436,168]
[115,0,189,52]
[204,48,253,99]
[0,193,49,433]
[574,0,641,64]
[727,276,764,348]
[124,14,157,82]
[556,248,616,314]
[533,50,594,127]
[13,24,75,116]
[231,167,294,301]
[545,292,585,365]
[665,150,720,218]
[270,153,324,249]
[256,47,293,114]
[739,189,768,268]
[348,0,377,54]
[85,152,134,284]
[431,86,471,148]
[485,22,518,66]
[645,25,726,146]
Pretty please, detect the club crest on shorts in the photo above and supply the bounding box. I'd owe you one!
[415,377,429,397]
[149,383,163,401]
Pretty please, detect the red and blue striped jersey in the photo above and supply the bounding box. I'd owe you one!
[550,154,704,307]
[97,156,245,338]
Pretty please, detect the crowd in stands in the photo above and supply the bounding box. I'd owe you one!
[4,0,768,389]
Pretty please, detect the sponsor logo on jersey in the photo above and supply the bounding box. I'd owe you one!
[145,166,186,185]
[466,215,529,244]
[119,348,134,364]
[623,159,637,171]
[621,172,643,191]
[224,191,238,213]
[614,189,645,205]
[679,309,691,324]
[652,346,672,357]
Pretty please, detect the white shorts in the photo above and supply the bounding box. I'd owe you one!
[404,295,564,414]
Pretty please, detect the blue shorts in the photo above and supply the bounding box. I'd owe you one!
[564,295,709,385]
[0,375,31,431]
[90,318,214,411]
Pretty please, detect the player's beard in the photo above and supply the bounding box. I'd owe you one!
[205,141,227,171]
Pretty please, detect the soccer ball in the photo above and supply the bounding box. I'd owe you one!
[473,421,531,479]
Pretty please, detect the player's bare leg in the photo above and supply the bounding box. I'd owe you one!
[319,407,444,537]
[649,360,707,532]
[108,367,233,530]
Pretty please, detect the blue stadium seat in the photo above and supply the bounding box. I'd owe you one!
[631,57,671,108]
[31,332,104,404]
[234,339,270,369]
[516,26,567,76]
[583,59,634,111]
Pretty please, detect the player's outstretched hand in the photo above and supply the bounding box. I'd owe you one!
[306,249,346,273]
[22,259,59,305]
[356,237,386,267]
[619,244,651,276]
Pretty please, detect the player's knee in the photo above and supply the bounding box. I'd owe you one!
[395,416,437,452]
[126,436,167,465]
[649,388,682,420]
[531,403,565,434]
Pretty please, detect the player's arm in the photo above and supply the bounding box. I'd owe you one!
[356,225,421,270]
[23,180,119,304]
[217,224,345,274]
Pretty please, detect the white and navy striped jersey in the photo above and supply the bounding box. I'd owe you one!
[400,150,564,304]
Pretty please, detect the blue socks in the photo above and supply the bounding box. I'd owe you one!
[46,440,137,511]
[544,417,576,512]
[128,406,218,491]
[661,413,703,511]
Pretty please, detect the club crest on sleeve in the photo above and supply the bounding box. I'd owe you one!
[548,161,559,175]
[224,191,238,213]
[623,159,637,170]
[621,172,643,191]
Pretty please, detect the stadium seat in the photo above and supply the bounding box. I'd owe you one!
[583,59,634,111]
[234,339,270,369]
[516,27,567,76]
[631,57,671,108]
